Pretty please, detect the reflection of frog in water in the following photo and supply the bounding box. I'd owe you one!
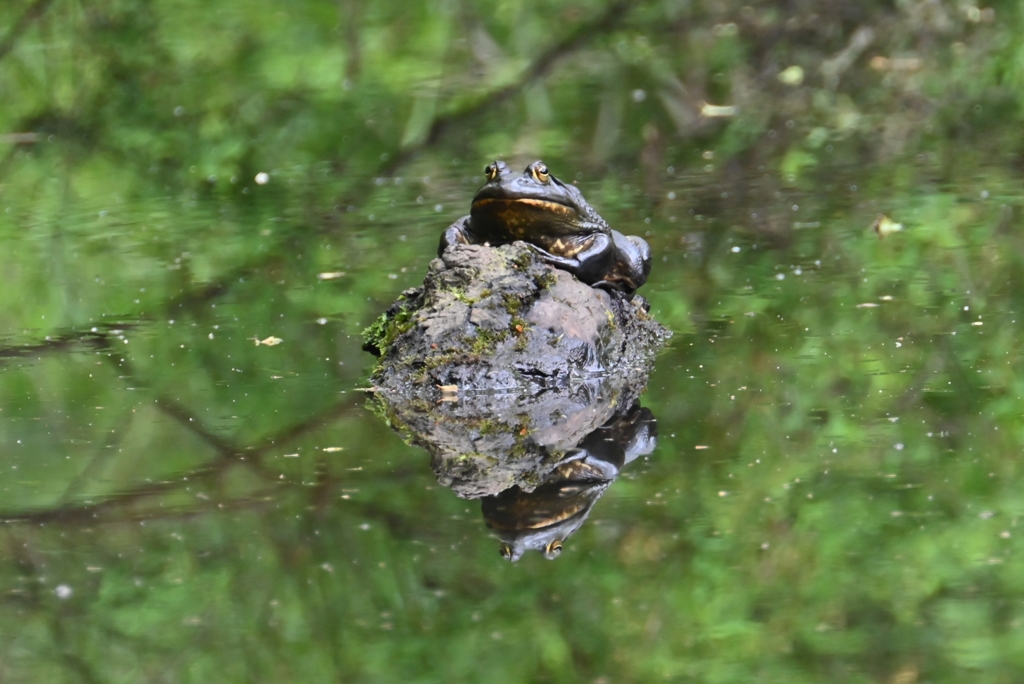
[440,161,652,296]
[482,402,657,562]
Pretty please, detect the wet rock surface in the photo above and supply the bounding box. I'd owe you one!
[365,242,670,394]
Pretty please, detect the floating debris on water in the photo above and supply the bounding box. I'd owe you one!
[777,65,804,86]
[318,272,346,280]
[253,336,283,346]
[700,102,738,118]
[872,214,904,238]
[322,447,344,452]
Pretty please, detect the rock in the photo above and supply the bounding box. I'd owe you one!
[364,242,670,393]
[362,242,670,499]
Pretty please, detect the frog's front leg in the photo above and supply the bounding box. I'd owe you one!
[524,233,616,287]
[597,231,651,295]
[438,216,476,256]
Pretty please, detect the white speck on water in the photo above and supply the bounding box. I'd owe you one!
[981,190,989,199]
[317,318,328,325]
[731,246,741,253]
[173,106,184,117]
[359,523,371,531]
[55,584,73,599]
[632,89,647,102]
[667,191,676,200]
[208,333,214,340]
[775,273,785,280]
[895,443,904,450]
[255,172,270,185]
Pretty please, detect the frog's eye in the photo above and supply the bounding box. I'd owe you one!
[485,163,500,181]
[499,543,514,560]
[543,539,563,559]
[532,163,551,183]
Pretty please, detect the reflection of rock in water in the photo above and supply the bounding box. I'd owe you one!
[482,402,656,562]
[365,241,668,560]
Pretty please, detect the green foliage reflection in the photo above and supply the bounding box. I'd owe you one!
[3,0,1024,682]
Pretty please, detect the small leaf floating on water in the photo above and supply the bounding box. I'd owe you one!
[437,384,459,403]
[700,102,738,118]
[871,213,904,238]
[777,65,804,86]
[253,336,283,346]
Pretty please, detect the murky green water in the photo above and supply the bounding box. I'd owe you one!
[5,0,1024,681]
[4,153,1024,682]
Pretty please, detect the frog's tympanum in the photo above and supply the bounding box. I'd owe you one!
[439,160,652,295]
[482,402,657,562]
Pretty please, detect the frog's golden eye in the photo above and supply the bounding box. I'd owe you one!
[499,543,514,560]
[532,163,551,183]
[485,163,500,181]
[544,539,563,558]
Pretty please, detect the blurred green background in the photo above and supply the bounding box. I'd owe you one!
[4,0,1024,681]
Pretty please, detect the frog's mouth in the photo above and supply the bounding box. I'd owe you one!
[471,197,578,218]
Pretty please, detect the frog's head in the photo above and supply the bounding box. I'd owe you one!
[483,475,609,562]
[470,160,603,238]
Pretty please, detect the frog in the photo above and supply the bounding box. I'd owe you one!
[439,160,652,295]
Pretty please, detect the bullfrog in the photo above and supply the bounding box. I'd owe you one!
[439,160,652,295]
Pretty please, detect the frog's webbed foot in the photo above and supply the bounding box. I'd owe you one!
[438,216,474,256]
[594,280,635,297]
